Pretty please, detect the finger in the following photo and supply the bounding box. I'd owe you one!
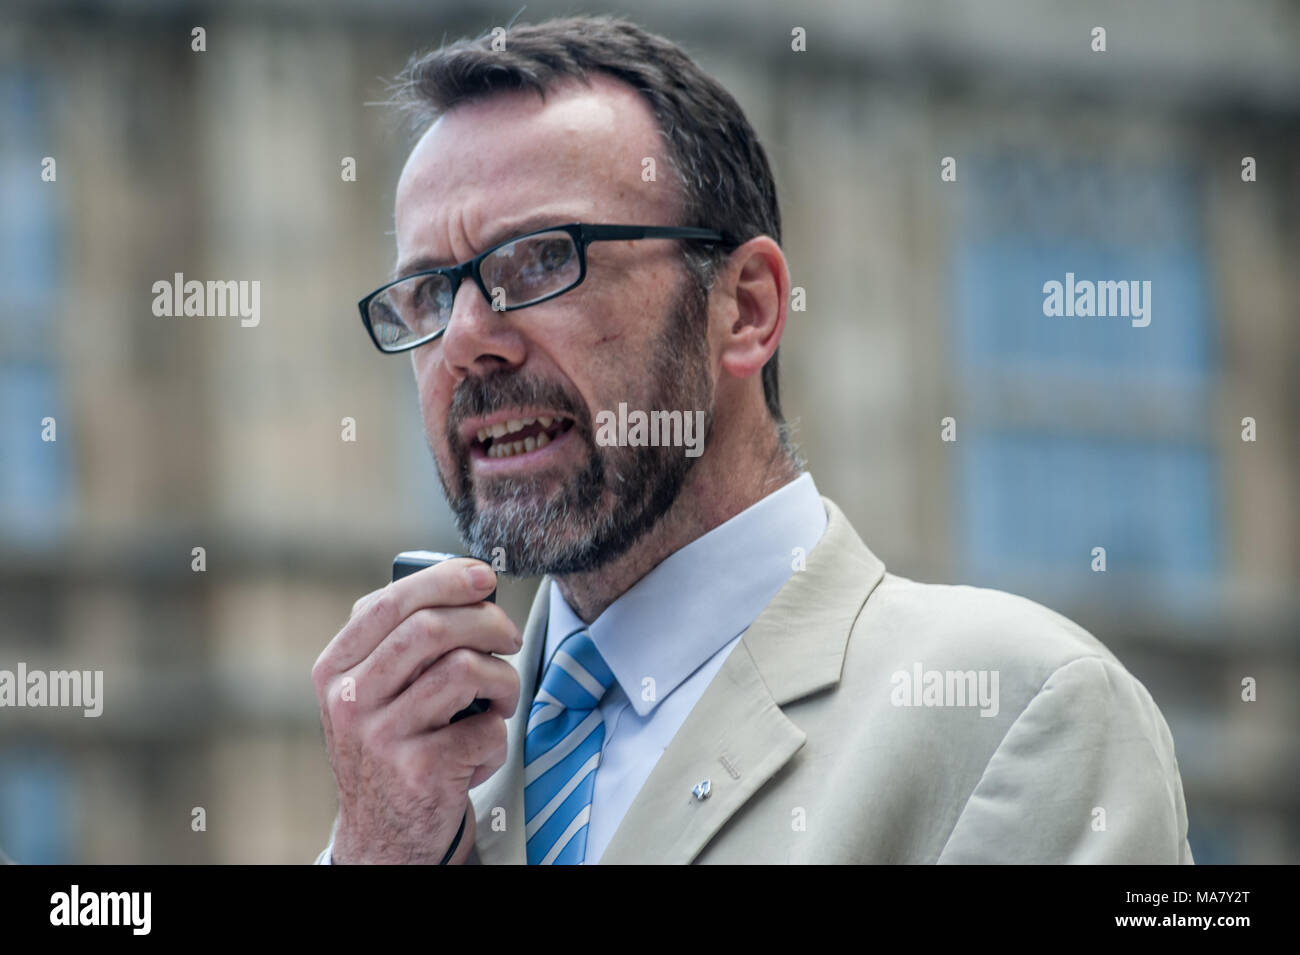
[402,709,509,781]
[351,585,387,617]
[392,557,497,610]
[348,603,521,707]
[319,558,498,675]
[386,650,521,738]
[466,714,511,789]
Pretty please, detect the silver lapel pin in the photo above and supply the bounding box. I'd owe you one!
[691,779,712,801]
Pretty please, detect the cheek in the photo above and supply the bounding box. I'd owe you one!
[411,354,452,439]
[410,355,433,412]
[579,273,669,355]
[580,330,635,408]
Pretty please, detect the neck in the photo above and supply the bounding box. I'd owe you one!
[554,420,802,622]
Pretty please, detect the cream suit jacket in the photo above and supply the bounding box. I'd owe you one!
[466,496,1194,864]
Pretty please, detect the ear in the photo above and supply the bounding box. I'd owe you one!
[716,235,789,382]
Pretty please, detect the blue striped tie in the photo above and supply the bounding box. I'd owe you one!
[523,628,616,865]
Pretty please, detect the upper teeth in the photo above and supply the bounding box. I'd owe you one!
[475,415,560,444]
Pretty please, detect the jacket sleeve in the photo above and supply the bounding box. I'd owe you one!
[936,655,1194,863]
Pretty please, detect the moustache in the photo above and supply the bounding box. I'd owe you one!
[447,371,589,447]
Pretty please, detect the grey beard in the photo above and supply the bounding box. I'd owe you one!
[435,268,713,578]
[451,422,707,577]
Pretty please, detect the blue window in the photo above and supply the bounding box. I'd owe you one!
[949,155,1220,604]
[0,748,73,863]
[0,66,67,544]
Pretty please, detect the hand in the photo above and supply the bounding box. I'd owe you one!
[312,558,521,864]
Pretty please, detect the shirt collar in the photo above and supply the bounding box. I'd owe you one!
[545,472,827,717]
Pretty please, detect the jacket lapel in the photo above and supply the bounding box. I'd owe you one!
[597,497,885,863]
[467,578,551,865]
[595,636,807,864]
[470,495,885,865]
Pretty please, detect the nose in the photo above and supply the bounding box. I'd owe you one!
[438,276,527,380]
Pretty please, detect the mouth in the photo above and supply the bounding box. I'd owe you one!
[465,412,578,464]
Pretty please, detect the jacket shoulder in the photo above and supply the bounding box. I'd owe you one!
[856,572,1122,677]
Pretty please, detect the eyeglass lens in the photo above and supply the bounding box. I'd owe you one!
[368,229,582,350]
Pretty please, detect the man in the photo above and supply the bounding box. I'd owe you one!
[312,15,1193,864]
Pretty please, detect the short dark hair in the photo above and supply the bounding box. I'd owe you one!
[389,14,788,427]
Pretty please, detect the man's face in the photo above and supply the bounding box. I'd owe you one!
[394,76,715,576]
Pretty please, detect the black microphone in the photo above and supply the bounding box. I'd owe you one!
[391,551,499,864]
[391,551,495,721]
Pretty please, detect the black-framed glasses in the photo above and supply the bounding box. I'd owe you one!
[358,222,736,354]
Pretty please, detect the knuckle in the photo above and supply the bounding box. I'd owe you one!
[326,682,358,726]
[363,591,399,632]
[418,608,448,646]
[384,620,412,659]
[444,646,476,681]
[351,586,384,618]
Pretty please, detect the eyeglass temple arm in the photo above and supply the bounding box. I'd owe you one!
[579,224,734,245]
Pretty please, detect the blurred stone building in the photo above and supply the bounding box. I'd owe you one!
[1,0,1296,863]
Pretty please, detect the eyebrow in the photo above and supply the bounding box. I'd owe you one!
[390,213,580,282]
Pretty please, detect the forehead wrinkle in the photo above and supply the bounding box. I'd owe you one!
[391,76,675,282]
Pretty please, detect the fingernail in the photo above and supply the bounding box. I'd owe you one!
[469,564,495,591]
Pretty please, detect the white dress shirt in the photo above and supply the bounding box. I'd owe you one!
[317,471,827,863]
